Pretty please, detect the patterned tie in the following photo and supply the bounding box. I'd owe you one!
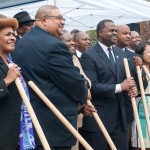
[108,47,116,73]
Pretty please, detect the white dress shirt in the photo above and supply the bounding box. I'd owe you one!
[98,41,122,93]
[75,49,82,58]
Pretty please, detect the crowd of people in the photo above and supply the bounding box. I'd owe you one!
[0,4,150,150]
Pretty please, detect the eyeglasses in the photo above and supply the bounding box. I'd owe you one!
[45,15,66,21]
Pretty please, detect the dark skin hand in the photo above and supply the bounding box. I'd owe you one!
[128,86,138,98]
[83,103,97,117]
[4,64,20,86]
[121,77,136,91]
[133,56,143,67]
[78,90,97,116]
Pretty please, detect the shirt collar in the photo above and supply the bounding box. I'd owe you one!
[114,45,125,51]
[98,41,113,52]
[127,48,135,53]
[122,47,126,51]
[76,49,82,58]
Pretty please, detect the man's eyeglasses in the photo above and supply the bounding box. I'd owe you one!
[45,15,66,21]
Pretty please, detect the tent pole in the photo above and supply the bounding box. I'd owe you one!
[47,0,58,6]
[54,0,58,7]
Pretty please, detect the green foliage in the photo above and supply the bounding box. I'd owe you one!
[86,30,97,46]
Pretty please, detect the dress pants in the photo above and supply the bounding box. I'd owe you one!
[79,116,128,150]
[35,145,71,150]
[127,123,132,150]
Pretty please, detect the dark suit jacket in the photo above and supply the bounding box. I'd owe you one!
[0,57,21,150]
[115,47,147,123]
[13,26,88,147]
[0,80,9,99]
[125,48,147,87]
[124,48,139,123]
[80,43,129,133]
[113,47,138,123]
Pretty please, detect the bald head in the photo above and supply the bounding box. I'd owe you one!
[128,31,142,51]
[116,24,131,49]
[60,30,70,41]
[35,5,58,20]
[34,5,65,38]
[130,31,141,39]
[74,32,87,40]
[117,25,130,33]
[60,30,75,55]
[74,31,90,52]
[60,30,73,45]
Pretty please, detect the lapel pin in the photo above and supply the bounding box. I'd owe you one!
[116,56,119,58]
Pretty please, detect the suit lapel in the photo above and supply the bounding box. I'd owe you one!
[95,43,116,78]
[113,48,122,81]
[0,57,8,76]
[113,46,128,82]
[125,48,132,62]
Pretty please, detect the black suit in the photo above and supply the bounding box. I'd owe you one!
[80,43,129,150]
[116,47,147,150]
[115,47,147,123]
[13,26,88,148]
[0,57,21,150]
